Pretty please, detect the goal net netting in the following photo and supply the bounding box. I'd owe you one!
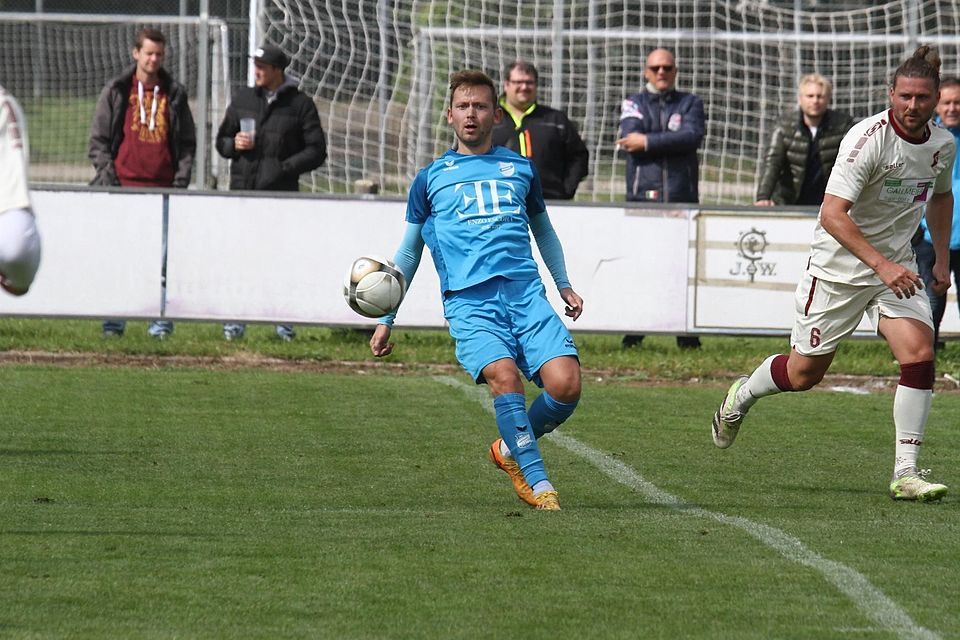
[260,0,960,203]
[0,14,230,187]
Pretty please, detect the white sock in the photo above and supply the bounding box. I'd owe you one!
[532,480,555,496]
[893,385,931,477]
[738,354,784,411]
[499,439,512,459]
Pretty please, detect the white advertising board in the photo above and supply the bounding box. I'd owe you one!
[543,204,690,333]
[0,190,163,318]
[689,210,955,336]
[164,193,445,326]
[9,190,957,337]
[163,194,689,332]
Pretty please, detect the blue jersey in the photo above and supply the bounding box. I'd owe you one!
[921,122,960,250]
[406,145,547,293]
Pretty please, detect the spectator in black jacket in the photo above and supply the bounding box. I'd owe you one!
[491,60,589,200]
[215,43,327,341]
[755,74,853,206]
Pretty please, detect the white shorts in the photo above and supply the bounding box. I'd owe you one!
[0,207,41,294]
[791,271,933,356]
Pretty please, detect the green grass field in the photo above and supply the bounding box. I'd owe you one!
[21,96,96,165]
[9,318,960,382]
[1,355,958,638]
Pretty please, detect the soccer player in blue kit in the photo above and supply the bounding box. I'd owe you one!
[369,70,584,511]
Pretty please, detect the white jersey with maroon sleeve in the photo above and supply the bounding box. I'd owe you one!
[0,84,41,294]
[809,108,955,286]
[0,84,31,214]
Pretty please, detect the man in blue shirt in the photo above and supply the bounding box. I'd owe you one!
[617,47,705,350]
[369,70,584,511]
[915,76,960,352]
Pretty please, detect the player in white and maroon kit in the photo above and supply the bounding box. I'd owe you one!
[0,84,41,296]
[712,46,954,502]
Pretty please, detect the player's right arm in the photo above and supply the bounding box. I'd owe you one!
[755,121,789,204]
[615,96,647,152]
[372,169,431,358]
[88,85,120,186]
[370,222,425,358]
[561,114,590,198]
[820,193,923,299]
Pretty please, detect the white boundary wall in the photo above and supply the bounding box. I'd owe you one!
[5,188,959,337]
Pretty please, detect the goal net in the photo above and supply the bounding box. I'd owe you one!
[0,13,230,188]
[259,0,960,203]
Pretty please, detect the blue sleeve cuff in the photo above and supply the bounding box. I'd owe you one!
[378,222,425,326]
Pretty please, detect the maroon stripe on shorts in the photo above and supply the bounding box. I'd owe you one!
[804,276,818,316]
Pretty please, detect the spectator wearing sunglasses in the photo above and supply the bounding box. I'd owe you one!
[617,48,706,349]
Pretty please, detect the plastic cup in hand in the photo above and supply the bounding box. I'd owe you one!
[240,117,256,144]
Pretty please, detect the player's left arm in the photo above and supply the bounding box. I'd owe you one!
[281,99,327,175]
[173,93,197,188]
[924,189,954,296]
[529,212,583,320]
[924,138,957,295]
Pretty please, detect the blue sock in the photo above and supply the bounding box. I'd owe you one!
[493,393,547,488]
[528,391,579,438]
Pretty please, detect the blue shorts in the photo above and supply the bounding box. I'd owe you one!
[443,276,579,385]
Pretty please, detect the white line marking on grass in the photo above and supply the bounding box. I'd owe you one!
[433,375,941,640]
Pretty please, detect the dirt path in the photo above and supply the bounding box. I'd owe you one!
[4,349,958,393]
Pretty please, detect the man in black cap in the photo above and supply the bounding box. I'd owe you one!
[215,43,327,341]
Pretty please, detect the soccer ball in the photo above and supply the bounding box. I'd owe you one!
[343,255,406,318]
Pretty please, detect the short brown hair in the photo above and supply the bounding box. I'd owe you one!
[504,60,539,83]
[448,70,497,108]
[135,28,166,50]
[891,45,941,90]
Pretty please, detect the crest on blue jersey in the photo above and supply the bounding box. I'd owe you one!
[498,161,516,177]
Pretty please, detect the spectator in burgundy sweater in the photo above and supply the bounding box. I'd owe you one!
[89,27,196,339]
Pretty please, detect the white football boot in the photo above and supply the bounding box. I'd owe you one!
[712,376,749,449]
[889,468,948,502]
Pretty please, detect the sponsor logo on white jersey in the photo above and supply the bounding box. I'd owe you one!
[879,178,933,203]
